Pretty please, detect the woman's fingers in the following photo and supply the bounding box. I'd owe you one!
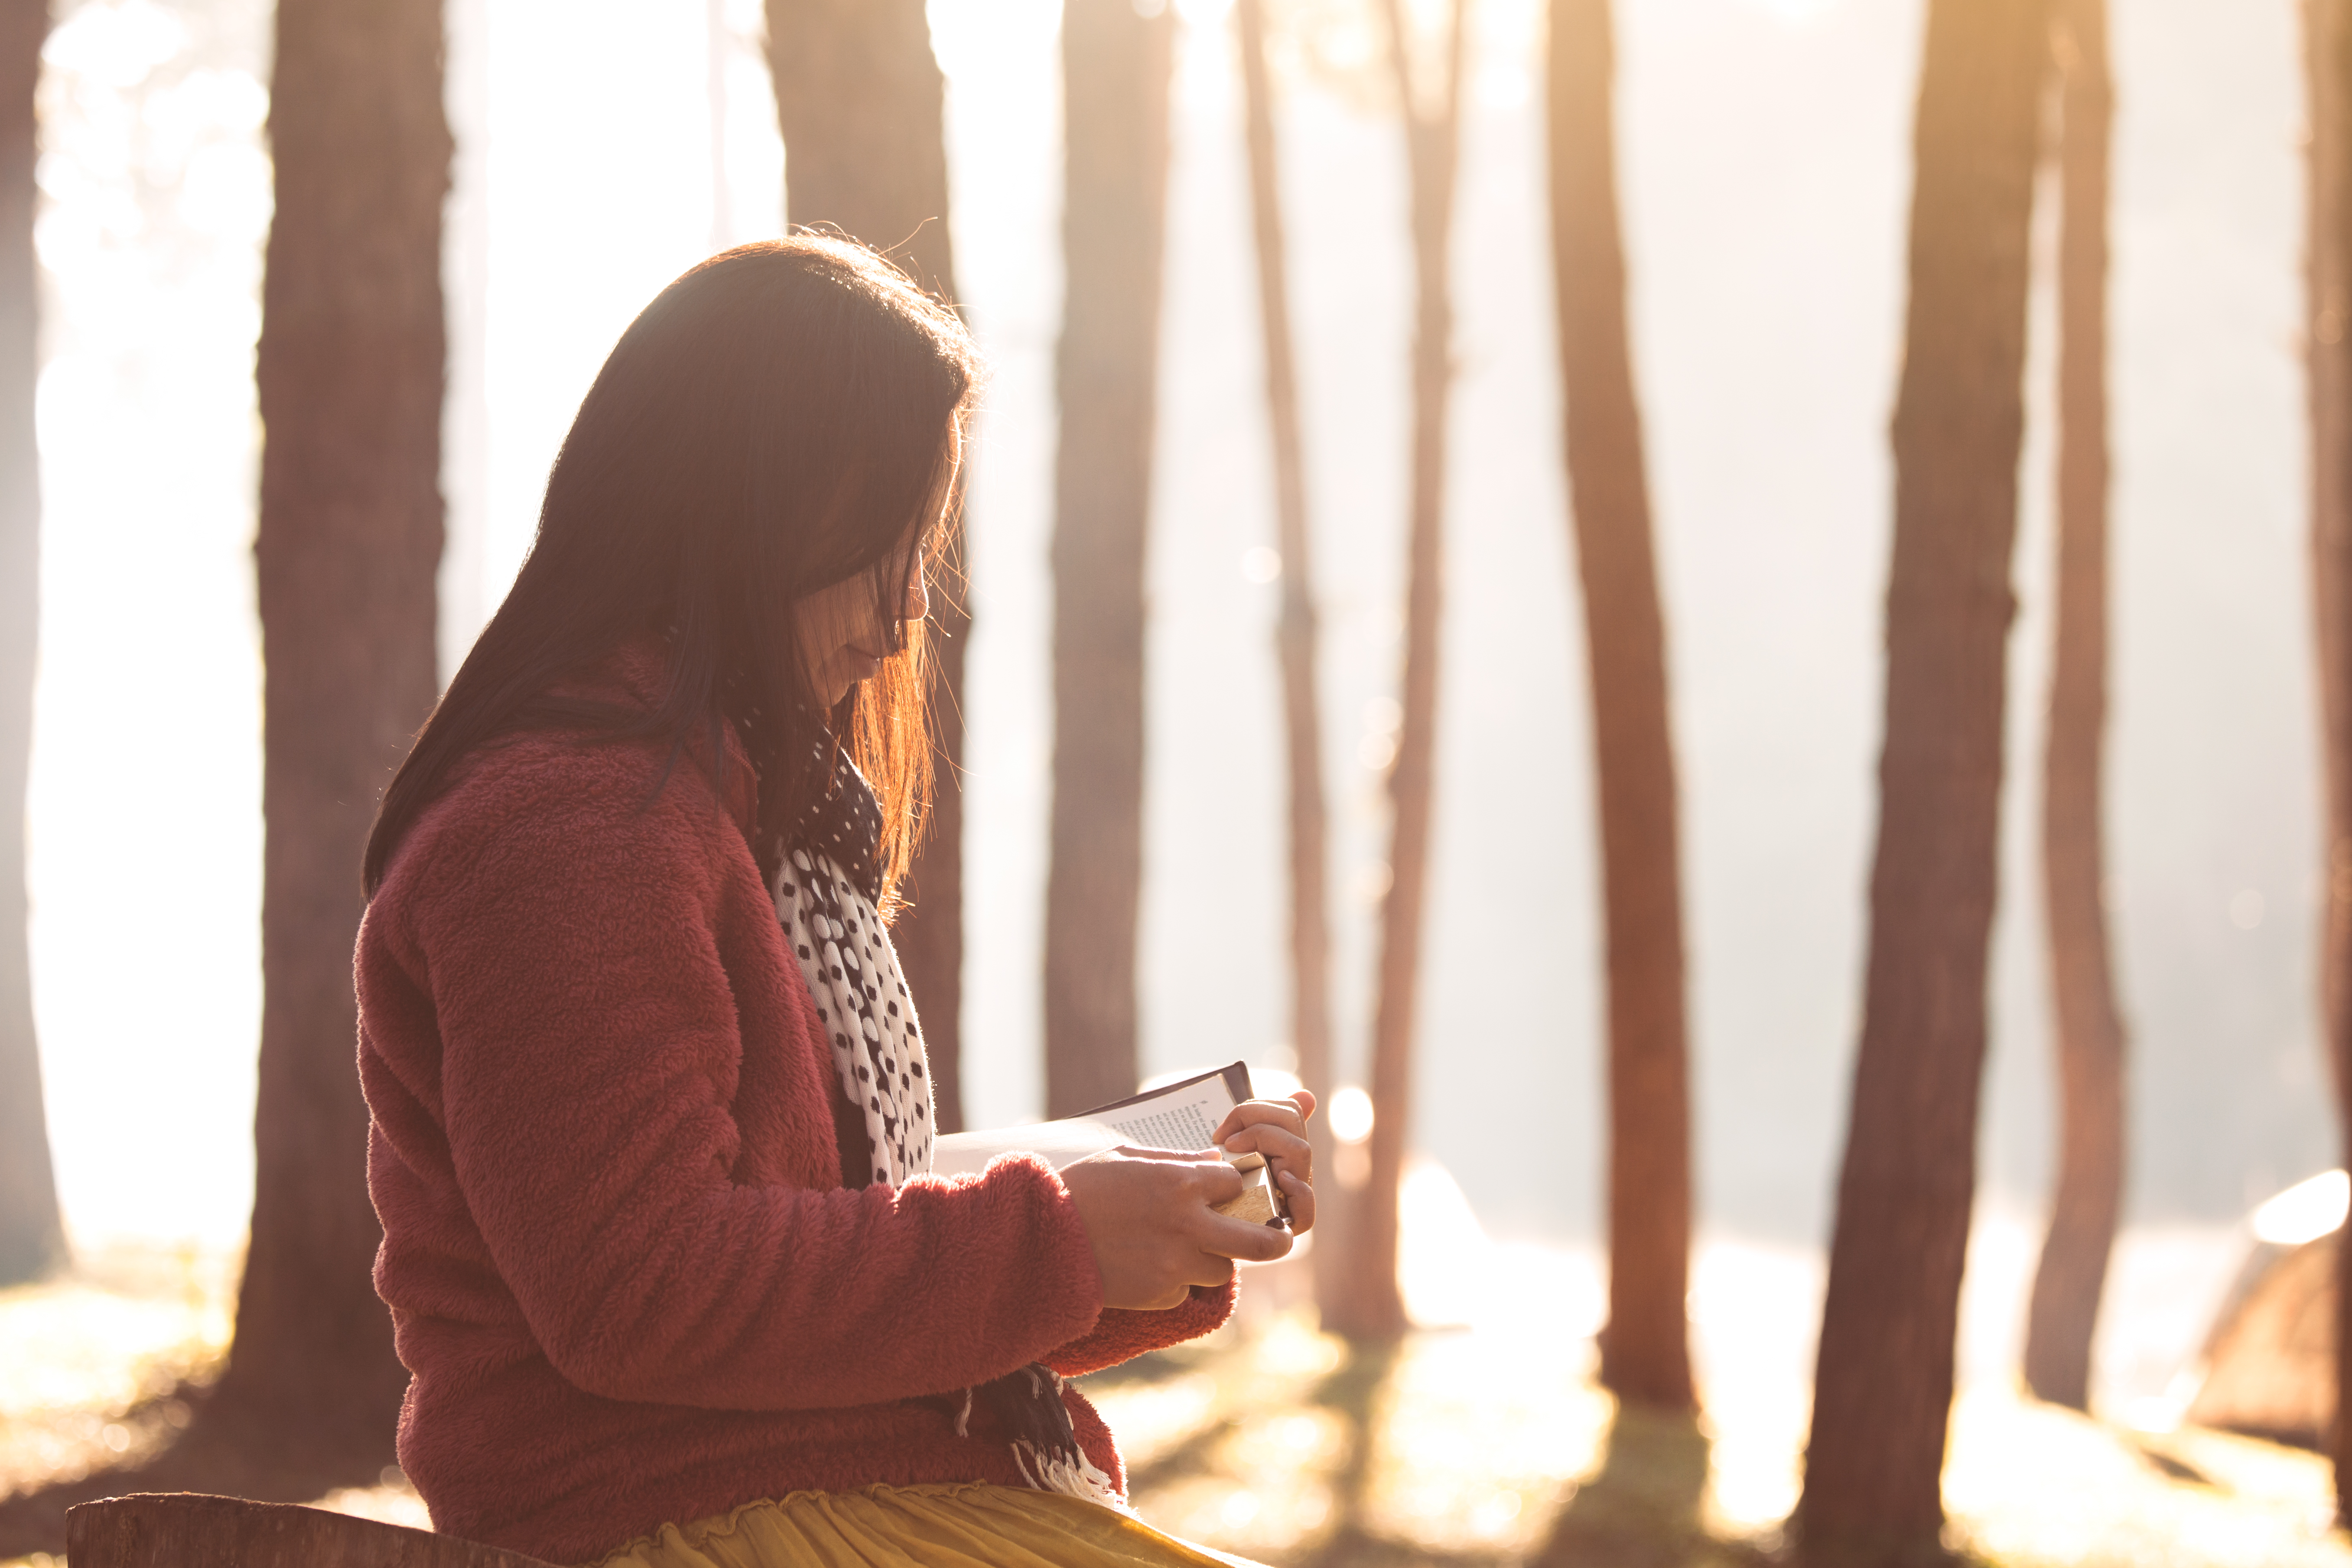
[1206,1103,1319,1236]
[1065,1151,1293,1308]
[1178,1161,1292,1264]
[1275,1168,1316,1235]
[1187,1154,1248,1203]
[1194,1214,1292,1267]
[1219,1122,1312,1170]
[1067,1130,1314,1298]
[1215,1122,1313,1223]
[1210,1093,1314,1149]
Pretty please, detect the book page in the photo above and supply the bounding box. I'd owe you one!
[1093,1075,1237,1153]
[925,1063,1253,1178]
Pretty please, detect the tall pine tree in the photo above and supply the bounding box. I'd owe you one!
[1547,0,1695,1411]
[2022,0,2126,1417]
[0,13,449,1554]
[0,0,60,1291]
[2306,0,2352,1525]
[1234,0,1337,1284]
[207,0,450,1468]
[1321,0,1468,1342]
[1798,0,2049,1553]
[1044,0,1175,1118]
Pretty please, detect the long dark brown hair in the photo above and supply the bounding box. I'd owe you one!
[364,236,979,900]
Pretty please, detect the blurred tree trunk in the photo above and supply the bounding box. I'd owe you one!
[1234,0,1336,1269]
[1321,0,1466,1343]
[1546,0,1694,1412]
[0,0,60,1290]
[1796,0,2046,1555]
[2306,0,2352,1526]
[1043,0,1174,1119]
[766,0,968,1130]
[2022,0,2124,1417]
[205,0,449,1456]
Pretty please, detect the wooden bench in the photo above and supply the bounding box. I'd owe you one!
[67,1493,563,1568]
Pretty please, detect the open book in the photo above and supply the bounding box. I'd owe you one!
[931,1062,1286,1226]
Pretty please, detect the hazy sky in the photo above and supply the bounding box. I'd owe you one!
[23,0,2333,1264]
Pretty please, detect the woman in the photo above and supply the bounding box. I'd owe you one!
[357,237,1318,1568]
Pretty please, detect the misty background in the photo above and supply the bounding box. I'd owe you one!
[23,0,2326,1328]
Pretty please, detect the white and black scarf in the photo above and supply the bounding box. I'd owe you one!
[771,736,1118,1504]
[771,745,931,1186]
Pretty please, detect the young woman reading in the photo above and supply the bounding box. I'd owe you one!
[356,237,1318,1568]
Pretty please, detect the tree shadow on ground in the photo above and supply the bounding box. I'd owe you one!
[1526,1402,1774,1568]
[1291,1338,1512,1568]
[0,1383,394,1558]
[1533,1409,1999,1568]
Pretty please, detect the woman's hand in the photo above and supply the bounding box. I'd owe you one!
[1210,1091,1318,1236]
[1061,1149,1295,1310]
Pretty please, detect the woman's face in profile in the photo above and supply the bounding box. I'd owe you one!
[793,420,960,708]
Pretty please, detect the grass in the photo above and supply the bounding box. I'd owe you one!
[1,1236,2344,1568]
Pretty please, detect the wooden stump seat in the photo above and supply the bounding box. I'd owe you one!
[67,1493,563,1568]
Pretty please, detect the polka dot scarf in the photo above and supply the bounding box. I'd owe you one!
[771,740,933,1187]
[770,733,1117,1506]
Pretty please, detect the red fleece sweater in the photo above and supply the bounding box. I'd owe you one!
[358,648,1231,1565]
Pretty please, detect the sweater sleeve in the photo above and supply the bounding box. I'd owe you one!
[401,746,1106,1412]
[1042,1280,1237,1379]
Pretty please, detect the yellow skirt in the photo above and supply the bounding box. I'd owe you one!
[583,1483,1265,1568]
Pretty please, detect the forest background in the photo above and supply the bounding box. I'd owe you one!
[26,0,2322,1361]
[0,0,2336,1553]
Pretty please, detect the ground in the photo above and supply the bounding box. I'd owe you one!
[0,1231,2341,1568]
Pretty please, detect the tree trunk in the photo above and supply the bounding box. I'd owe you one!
[2022,0,2124,1418]
[1234,0,1337,1284]
[208,0,449,1454]
[766,0,968,1130]
[2306,0,2352,1526]
[0,0,61,1289]
[1546,0,1695,1413]
[1796,0,2047,1554]
[1321,0,1466,1343]
[1043,0,1174,1119]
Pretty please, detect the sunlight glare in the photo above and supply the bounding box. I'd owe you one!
[43,0,185,93]
[175,140,271,242]
[927,0,1063,89]
[1328,1084,1373,1142]
[1396,1157,1491,1328]
[30,0,270,1249]
[1249,1065,1303,1101]
[2251,1169,2348,1246]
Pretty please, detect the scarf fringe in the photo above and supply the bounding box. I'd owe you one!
[1011,1437,1124,1505]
